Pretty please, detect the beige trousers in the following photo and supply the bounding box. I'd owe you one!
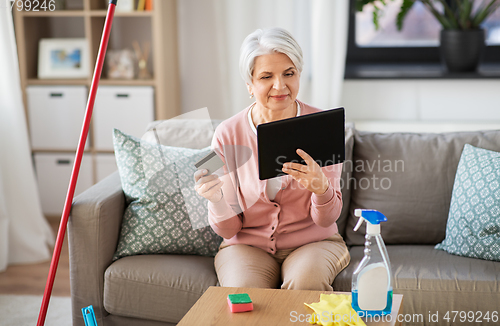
[214,233,350,291]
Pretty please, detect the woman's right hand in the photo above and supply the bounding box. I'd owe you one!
[194,169,224,203]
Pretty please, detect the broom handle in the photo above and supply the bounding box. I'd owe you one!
[36,1,117,325]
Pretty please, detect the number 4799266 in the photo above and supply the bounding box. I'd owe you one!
[6,0,57,11]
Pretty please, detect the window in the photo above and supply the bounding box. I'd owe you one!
[346,0,500,66]
[356,1,440,47]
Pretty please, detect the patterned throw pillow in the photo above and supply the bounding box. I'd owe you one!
[435,144,500,261]
[112,128,222,261]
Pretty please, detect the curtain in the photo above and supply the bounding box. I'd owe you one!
[0,11,54,272]
[177,0,349,119]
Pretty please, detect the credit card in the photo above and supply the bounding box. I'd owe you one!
[194,150,225,175]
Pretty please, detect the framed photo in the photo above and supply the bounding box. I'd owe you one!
[38,38,89,79]
[106,49,136,79]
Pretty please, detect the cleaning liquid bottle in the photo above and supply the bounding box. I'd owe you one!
[351,209,393,317]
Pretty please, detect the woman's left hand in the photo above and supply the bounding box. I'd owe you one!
[282,149,329,195]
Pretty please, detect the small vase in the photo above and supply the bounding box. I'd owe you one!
[440,29,485,73]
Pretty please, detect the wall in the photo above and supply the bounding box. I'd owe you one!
[341,80,500,129]
[177,0,238,120]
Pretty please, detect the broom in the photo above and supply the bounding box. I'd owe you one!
[36,1,118,325]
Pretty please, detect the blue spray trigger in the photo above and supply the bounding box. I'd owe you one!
[354,209,387,233]
[357,209,387,224]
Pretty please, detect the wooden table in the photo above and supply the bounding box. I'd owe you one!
[178,286,404,326]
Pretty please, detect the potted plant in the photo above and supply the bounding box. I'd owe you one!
[356,0,500,72]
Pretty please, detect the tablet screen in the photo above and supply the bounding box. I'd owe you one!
[257,107,345,180]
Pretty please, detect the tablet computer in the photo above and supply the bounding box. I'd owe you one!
[256,107,345,180]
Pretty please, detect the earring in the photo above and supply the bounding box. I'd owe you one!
[249,94,254,99]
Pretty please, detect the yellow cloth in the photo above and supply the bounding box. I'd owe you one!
[305,294,366,326]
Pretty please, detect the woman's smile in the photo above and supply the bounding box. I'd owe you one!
[270,94,288,100]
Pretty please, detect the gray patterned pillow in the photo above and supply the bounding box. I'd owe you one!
[112,128,222,261]
[435,144,500,261]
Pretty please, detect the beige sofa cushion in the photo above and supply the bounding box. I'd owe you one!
[345,129,500,245]
[143,119,222,149]
[103,255,218,324]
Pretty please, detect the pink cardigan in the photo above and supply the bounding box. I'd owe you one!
[208,100,343,254]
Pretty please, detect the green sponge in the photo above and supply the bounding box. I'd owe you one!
[227,293,253,312]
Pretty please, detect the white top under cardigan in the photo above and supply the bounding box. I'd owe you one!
[247,101,301,201]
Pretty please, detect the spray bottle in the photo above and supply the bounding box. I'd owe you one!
[351,209,393,317]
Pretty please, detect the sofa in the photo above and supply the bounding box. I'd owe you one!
[68,120,500,326]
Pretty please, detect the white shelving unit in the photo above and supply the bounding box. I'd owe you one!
[13,0,181,217]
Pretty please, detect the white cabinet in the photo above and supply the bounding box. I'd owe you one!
[28,85,154,215]
[93,86,155,150]
[95,154,118,183]
[34,153,93,216]
[27,86,88,150]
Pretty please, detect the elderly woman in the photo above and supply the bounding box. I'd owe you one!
[194,27,349,291]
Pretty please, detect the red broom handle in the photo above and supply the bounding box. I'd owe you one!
[36,2,117,325]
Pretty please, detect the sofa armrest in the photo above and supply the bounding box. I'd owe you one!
[68,171,125,326]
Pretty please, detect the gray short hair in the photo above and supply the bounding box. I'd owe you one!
[239,27,303,85]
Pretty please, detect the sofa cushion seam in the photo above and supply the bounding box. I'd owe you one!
[105,274,209,295]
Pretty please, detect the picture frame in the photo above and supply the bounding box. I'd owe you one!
[106,49,136,79]
[38,38,89,79]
